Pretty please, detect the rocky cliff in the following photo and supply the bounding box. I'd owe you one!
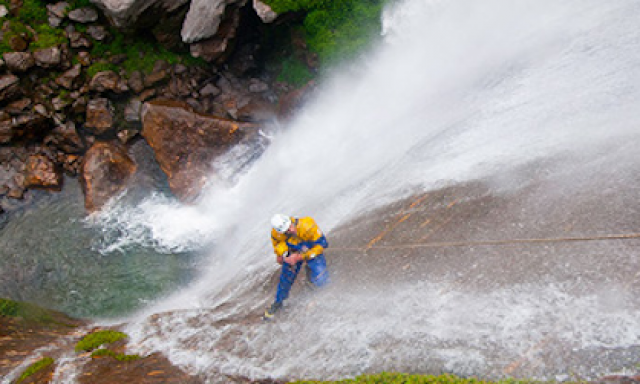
[0,0,314,213]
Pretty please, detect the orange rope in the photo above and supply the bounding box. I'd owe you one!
[329,232,640,252]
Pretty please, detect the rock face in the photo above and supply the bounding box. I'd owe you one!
[80,141,137,212]
[141,100,249,201]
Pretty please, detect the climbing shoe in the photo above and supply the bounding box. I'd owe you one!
[263,301,283,320]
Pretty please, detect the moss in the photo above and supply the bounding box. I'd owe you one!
[91,348,142,361]
[86,62,119,78]
[31,24,66,49]
[264,0,386,66]
[18,0,47,24]
[277,56,314,86]
[16,357,54,384]
[75,330,128,352]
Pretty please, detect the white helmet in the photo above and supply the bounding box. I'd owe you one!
[271,214,291,233]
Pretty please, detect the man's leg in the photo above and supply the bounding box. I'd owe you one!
[306,255,329,287]
[275,261,303,304]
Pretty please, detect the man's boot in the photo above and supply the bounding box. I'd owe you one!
[263,301,283,320]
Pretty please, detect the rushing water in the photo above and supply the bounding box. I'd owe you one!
[3,0,640,381]
[0,141,201,318]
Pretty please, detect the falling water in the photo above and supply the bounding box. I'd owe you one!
[85,0,640,381]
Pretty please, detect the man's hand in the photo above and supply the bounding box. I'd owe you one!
[285,252,302,265]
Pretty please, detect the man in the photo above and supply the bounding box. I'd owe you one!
[264,213,329,319]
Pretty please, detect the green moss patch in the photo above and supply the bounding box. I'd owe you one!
[91,348,142,361]
[16,357,54,384]
[75,330,128,352]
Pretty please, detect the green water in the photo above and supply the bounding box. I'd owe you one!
[0,165,199,319]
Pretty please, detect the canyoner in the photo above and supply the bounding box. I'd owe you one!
[264,214,330,319]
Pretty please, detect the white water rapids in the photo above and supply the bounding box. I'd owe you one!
[87,0,640,382]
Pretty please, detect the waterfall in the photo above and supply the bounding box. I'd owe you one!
[84,0,640,381]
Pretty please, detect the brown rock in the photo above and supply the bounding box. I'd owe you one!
[80,141,137,212]
[33,46,62,68]
[0,74,21,103]
[3,51,35,73]
[5,98,31,115]
[277,80,316,121]
[0,119,13,144]
[77,51,92,66]
[141,100,250,201]
[128,70,145,94]
[24,154,63,190]
[143,60,170,88]
[188,7,240,63]
[90,70,128,93]
[85,98,114,135]
[68,31,92,49]
[55,63,82,89]
[237,99,276,123]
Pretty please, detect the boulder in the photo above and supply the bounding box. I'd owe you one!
[181,0,245,43]
[85,98,114,135]
[24,154,63,191]
[91,0,189,28]
[80,141,137,212]
[253,0,278,23]
[189,6,240,63]
[3,52,35,73]
[33,46,62,68]
[141,99,252,201]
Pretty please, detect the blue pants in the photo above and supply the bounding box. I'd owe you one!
[275,255,329,304]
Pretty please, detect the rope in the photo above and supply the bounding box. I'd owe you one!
[328,232,640,252]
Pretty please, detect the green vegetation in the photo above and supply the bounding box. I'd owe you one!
[0,298,55,324]
[91,348,142,361]
[16,357,54,384]
[0,0,205,74]
[89,29,206,75]
[277,55,314,85]
[75,330,128,352]
[290,373,546,384]
[264,0,387,65]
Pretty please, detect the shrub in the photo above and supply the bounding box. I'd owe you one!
[75,330,128,352]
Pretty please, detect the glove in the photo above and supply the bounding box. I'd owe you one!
[285,252,302,265]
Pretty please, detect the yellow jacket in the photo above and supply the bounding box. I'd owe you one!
[271,217,328,261]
